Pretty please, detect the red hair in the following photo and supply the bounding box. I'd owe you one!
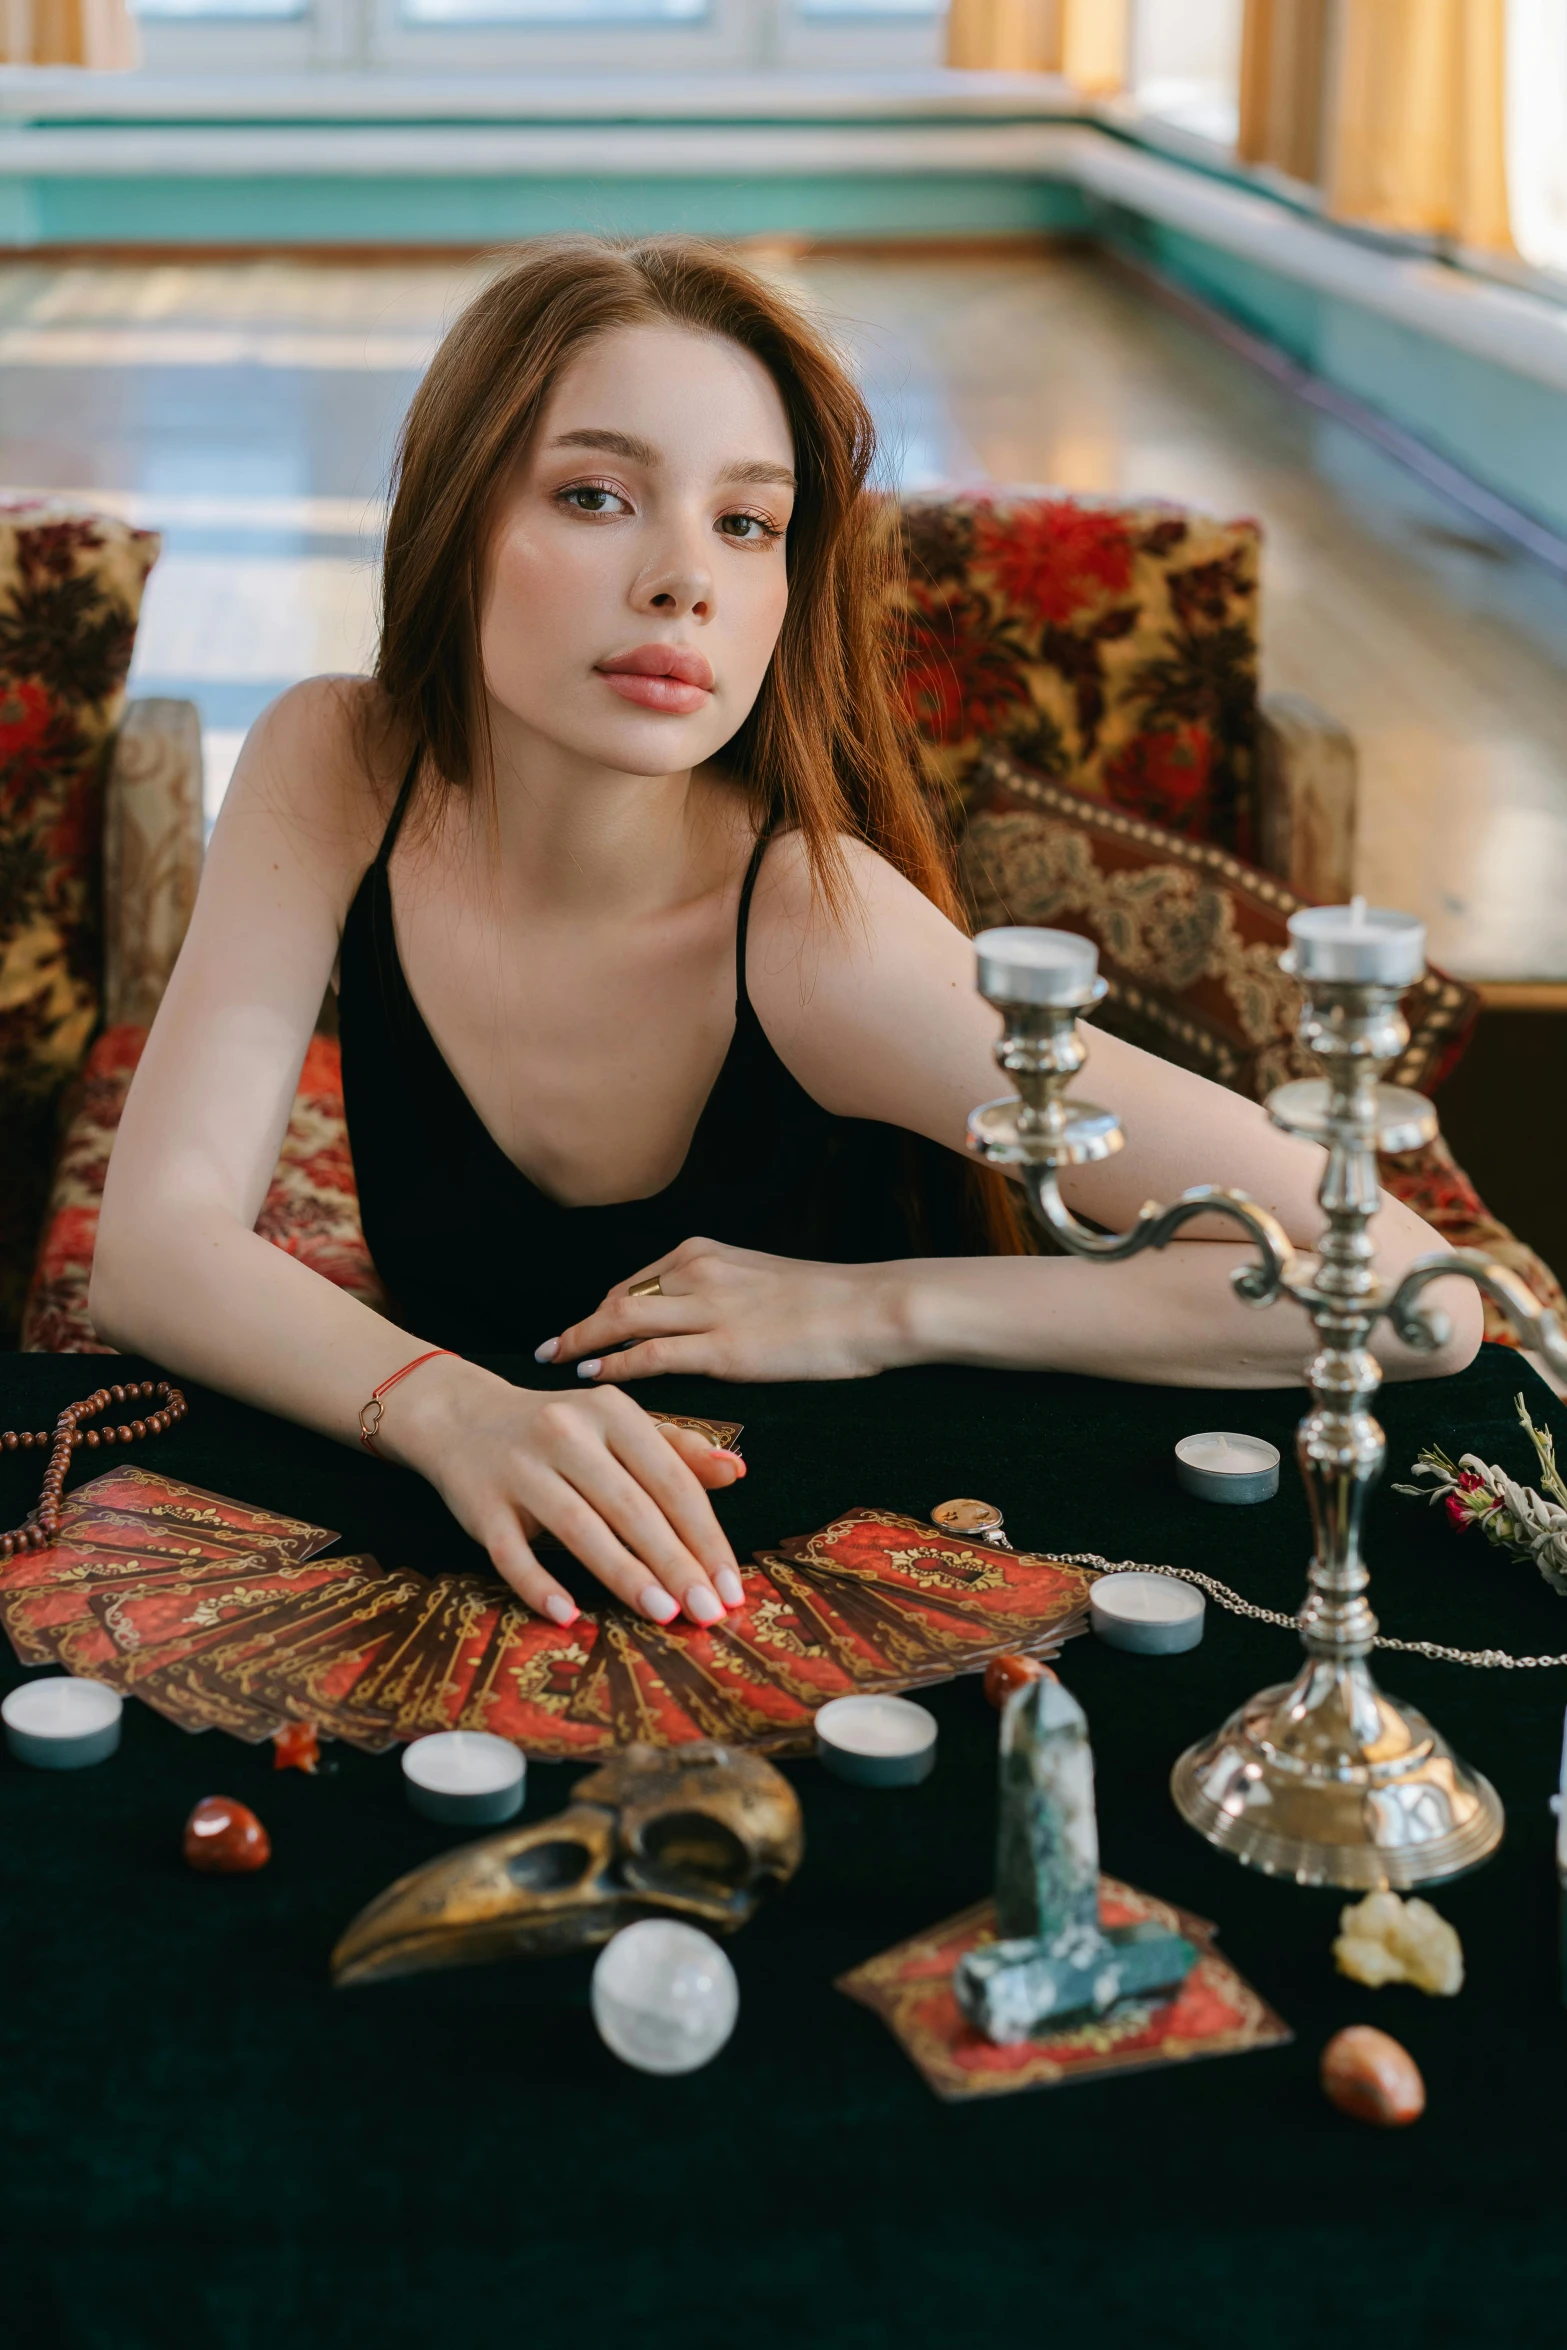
[376,234,961,919]
[376,234,1022,1249]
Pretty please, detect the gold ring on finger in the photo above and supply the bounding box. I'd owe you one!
[629,1275,664,1298]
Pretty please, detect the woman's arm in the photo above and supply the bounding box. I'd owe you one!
[90,681,745,1626]
[555,834,1483,1388]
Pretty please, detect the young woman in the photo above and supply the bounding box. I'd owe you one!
[92,236,1480,1634]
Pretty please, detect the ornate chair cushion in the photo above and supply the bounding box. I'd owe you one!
[20,1026,385,1353]
[960,745,1564,1345]
[890,492,1262,856]
[0,501,160,1339]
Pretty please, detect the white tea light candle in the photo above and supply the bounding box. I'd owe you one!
[1176,1431,1281,1505]
[1286,899,1425,986]
[402,1730,525,1827]
[815,1694,937,1788]
[1091,1573,1205,1655]
[974,927,1100,1007]
[2,1676,122,1769]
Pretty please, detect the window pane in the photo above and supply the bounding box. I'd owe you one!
[403,0,704,18]
[1508,0,1567,277]
[795,0,941,16]
[1131,0,1242,147]
[133,0,304,15]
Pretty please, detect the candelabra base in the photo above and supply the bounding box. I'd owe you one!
[1170,1658,1504,1890]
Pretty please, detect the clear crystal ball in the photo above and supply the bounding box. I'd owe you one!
[591,1920,739,2076]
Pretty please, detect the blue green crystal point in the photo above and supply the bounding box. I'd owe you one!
[994,1674,1101,1940]
[959,1674,1198,2044]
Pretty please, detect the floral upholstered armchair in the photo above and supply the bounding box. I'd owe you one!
[9,489,1557,1358]
[887,492,1355,902]
[0,500,201,1345]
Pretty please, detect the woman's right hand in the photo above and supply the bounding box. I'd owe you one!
[380,1356,746,1626]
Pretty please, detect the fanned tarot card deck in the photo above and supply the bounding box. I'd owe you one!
[0,1459,1092,1756]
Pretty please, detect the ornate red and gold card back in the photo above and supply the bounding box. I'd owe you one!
[0,1476,1092,1760]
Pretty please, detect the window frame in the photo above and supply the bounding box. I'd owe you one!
[134,0,943,74]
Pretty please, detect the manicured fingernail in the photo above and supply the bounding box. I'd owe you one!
[638,1584,679,1623]
[710,1447,745,1467]
[715,1567,745,1609]
[544,1591,579,1625]
[534,1338,559,1363]
[576,1358,601,1380]
[685,1585,724,1626]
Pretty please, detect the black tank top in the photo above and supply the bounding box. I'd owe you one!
[336,761,975,1354]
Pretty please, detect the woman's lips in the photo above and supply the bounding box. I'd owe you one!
[596,644,713,718]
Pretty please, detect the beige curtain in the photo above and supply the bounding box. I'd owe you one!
[945,0,1128,86]
[946,0,1061,74]
[1060,0,1127,90]
[1322,0,1513,249]
[0,0,140,66]
[1238,0,1330,181]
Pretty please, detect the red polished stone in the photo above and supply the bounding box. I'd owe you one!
[183,1795,271,1874]
[1320,2026,1425,2126]
[984,1653,1058,1711]
[272,1722,320,1774]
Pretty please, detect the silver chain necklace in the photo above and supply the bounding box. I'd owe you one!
[1058,1552,1567,1670]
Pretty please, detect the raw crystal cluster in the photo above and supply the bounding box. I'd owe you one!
[1332,1890,1464,1996]
[955,1676,1196,2045]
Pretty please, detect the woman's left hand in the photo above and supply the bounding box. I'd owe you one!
[538,1237,914,1385]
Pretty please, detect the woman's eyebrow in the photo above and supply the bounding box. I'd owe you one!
[550,428,660,464]
[719,460,797,490]
[549,429,794,491]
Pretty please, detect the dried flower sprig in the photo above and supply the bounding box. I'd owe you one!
[1395,1392,1567,1596]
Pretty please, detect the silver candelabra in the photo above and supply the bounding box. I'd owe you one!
[969,910,1567,1890]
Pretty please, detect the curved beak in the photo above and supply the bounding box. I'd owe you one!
[331,1804,625,1987]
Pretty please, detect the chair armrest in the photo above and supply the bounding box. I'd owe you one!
[1256,690,1358,904]
[103,697,204,1028]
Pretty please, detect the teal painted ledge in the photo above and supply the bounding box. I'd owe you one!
[3,90,1565,547]
[1099,204,1567,547]
[0,171,1089,247]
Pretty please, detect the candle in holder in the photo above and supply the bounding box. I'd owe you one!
[1091,1573,1205,1655]
[815,1695,937,1787]
[2,1676,122,1769]
[1176,1430,1281,1504]
[974,927,1100,1007]
[402,1731,525,1826]
[1286,899,1425,986]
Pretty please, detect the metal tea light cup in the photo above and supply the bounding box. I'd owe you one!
[967,912,1567,1890]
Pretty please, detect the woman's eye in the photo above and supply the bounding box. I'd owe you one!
[559,484,629,516]
[717,512,782,544]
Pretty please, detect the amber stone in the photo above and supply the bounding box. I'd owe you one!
[183,1795,271,1873]
[272,1722,320,1774]
[1320,2026,1425,2126]
[984,1653,1057,1711]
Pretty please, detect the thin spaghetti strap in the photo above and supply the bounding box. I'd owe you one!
[734,830,771,1017]
[375,750,423,870]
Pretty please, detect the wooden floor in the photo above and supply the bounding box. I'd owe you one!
[3,244,1567,981]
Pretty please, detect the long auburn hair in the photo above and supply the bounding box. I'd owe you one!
[375,234,1024,1251]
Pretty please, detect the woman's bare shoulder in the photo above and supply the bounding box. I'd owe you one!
[752,826,958,952]
[212,676,407,906]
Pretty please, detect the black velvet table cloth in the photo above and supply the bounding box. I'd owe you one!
[3,1343,1566,2348]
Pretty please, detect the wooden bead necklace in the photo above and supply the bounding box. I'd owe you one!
[0,1380,187,1562]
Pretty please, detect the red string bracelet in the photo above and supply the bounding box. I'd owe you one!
[359,1349,457,1454]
